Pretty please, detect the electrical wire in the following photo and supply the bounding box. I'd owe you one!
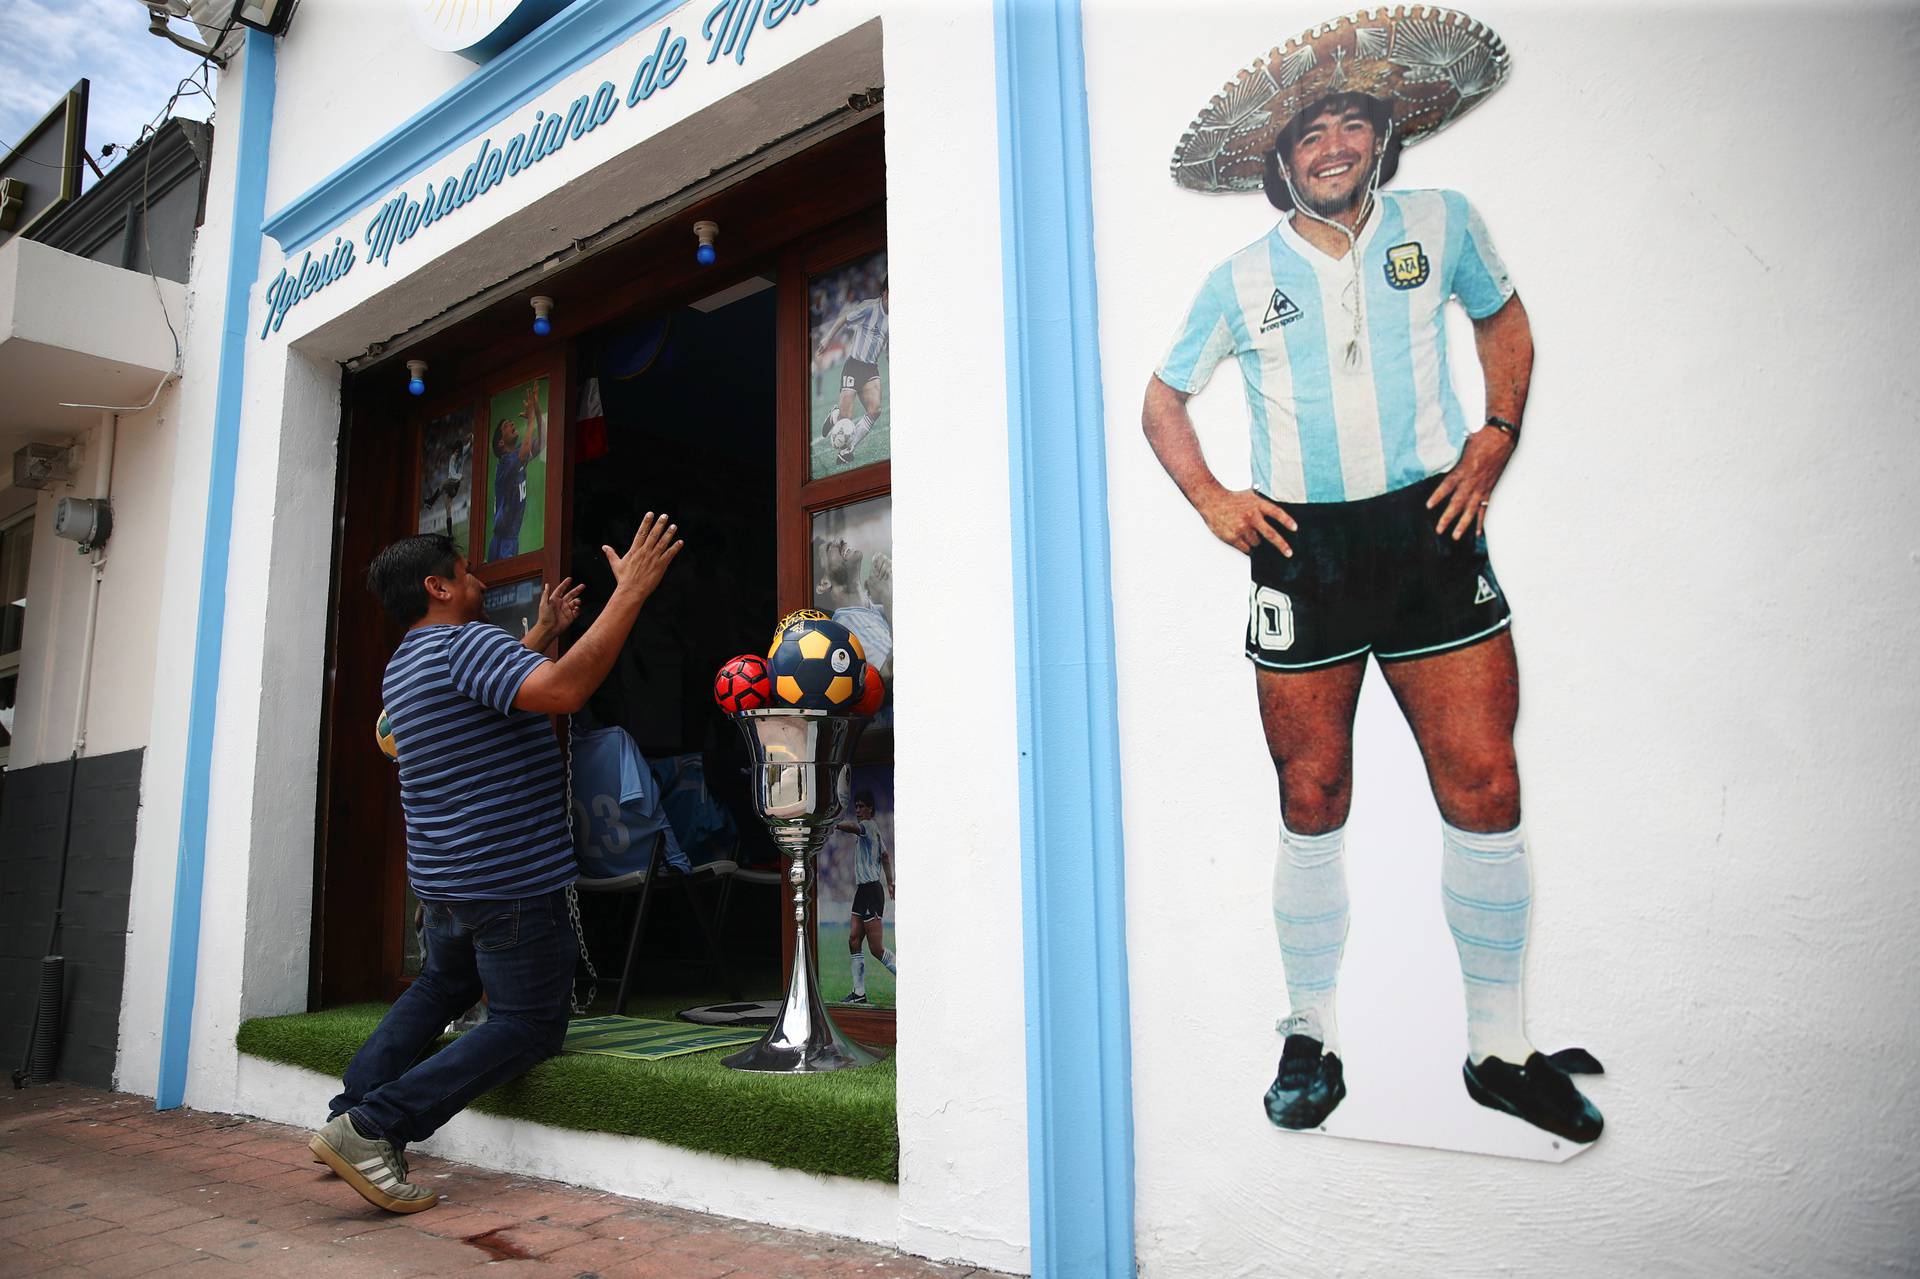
[57,1,244,412]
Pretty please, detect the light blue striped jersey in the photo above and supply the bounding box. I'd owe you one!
[382,622,577,901]
[1157,189,1514,503]
[834,297,889,366]
[850,818,889,884]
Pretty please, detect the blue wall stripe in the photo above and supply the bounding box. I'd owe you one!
[262,0,683,254]
[156,29,277,1112]
[992,3,1134,1275]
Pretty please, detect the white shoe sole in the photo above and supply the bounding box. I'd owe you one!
[308,1134,439,1214]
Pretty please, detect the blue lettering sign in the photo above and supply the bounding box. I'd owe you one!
[257,2,824,338]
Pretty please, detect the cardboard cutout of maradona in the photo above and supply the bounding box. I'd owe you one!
[1142,7,1607,1159]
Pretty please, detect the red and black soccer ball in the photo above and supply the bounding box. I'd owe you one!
[713,653,773,714]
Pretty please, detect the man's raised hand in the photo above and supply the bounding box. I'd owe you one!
[604,512,684,601]
[537,577,585,632]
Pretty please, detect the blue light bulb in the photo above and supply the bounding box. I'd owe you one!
[696,243,716,266]
[408,377,425,396]
[532,316,551,336]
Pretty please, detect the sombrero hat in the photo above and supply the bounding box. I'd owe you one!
[1170,6,1510,194]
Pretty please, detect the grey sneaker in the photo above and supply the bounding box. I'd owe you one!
[308,1114,438,1213]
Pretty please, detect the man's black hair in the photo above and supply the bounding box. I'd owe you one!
[854,790,876,809]
[367,533,461,627]
[1262,91,1402,213]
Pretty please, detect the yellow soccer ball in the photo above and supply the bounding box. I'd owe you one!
[375,708,399,763]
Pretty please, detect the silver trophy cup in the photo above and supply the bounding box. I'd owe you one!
[722,709,880,1073]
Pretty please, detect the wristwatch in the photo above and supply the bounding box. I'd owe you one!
[1484,414,1521,441]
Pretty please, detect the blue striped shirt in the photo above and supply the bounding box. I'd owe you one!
[1157,189,1514,503]
[850,818,888,884]
[834,297,889,366]
[382,622,576,900]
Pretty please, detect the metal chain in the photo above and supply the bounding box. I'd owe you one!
[562,712,599,1015]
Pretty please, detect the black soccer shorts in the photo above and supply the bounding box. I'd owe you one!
[1244,474,1512,671]
[851,880,887,921]
[840,357,880,392]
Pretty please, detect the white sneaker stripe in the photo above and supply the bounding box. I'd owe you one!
[355,1156,387,1172]
[371,1171,398,1189]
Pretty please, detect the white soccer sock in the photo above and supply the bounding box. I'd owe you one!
[847,415,874,449]
[878,948,896,975]
[1441,820,1535,1065]
[849,950,866,995]
[1273,822,1349,1053]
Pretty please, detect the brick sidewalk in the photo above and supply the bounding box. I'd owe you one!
[0,1083,1018,1277]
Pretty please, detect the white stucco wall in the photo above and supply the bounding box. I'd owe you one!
[883,2,1030,1271]
[116,29,263,1103]
[118,5,1032,1269]
[1089,1,1920,1274]
[261,0,478,215]
[6,398,179,768]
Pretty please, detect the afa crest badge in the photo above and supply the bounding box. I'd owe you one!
[1384,242,1430,290]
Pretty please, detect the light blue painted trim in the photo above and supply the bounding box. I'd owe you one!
[992,3,1134,1276]
[262,0,682,254]
[156,29,277,1112]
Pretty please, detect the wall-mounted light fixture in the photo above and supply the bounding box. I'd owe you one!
[407,360,428,397]
[531,295,554,336]
[234,0,296,36]
[693,220,719,267]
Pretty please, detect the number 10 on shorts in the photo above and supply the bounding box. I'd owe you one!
[1250,585,1295,653]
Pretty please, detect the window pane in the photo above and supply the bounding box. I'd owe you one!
[1,518,31,657]
[479,377,549,562]
[807,251,890,480]
[483,577,542,639]
[0,671,16,754]
[418,405,475,543]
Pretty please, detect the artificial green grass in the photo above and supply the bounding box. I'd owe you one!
[236,1002,898,1183]
[815,921,898,1010]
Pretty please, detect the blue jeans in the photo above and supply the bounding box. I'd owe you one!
[330,889,577,1145]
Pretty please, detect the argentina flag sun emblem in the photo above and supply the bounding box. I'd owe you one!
[1384,242,1430,290]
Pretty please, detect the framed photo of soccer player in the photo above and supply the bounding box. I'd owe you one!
[806,249,890,480]
[810,494,893,701]
[482,576,542,641]
[416,404,474,542]
[478,376,550,564]
[816,765,896,1009]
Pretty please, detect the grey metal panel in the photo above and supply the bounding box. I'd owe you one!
[32,119,212,284]
[0,749,143,1088]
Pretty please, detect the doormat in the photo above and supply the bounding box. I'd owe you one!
[562,1015,761,1060]
[678,1000,781,1028]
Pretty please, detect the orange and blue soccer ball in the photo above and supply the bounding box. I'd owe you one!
[766,616,866,710]
[375,708,399,762]
[714,653,774,714]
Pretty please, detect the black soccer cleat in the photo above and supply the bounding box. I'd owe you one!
[840,991,869,1005]
[1263,1034,1346,1130]
[1463,1051,1604,1143]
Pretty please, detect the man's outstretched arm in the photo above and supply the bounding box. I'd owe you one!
[1142,375,1296,556]
[1427,292,1533,540]
[514,514,683,714]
